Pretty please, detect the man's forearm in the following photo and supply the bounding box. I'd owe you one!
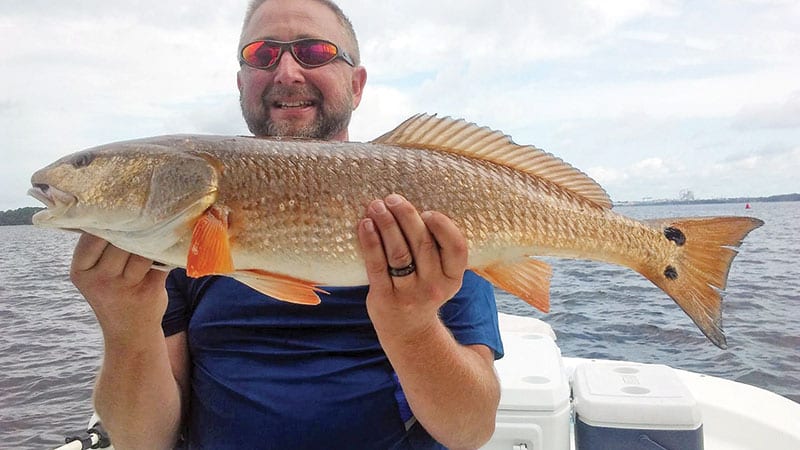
[93,327,182,450]
[376,319,500,450]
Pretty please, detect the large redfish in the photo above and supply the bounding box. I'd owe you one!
[29,114,762,348]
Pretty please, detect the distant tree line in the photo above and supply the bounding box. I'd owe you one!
[0,207,45,225]
[616,193,800,206]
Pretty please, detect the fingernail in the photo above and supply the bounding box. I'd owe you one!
[421,211,433,220]
[363,218,375,232]
[371,200,387,214]
[385,194,404,206]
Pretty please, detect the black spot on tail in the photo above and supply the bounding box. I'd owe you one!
[664,265,678,280]
[664,227,686,246]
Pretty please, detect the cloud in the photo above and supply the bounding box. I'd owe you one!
[586,166,627,185]
[0,1,244,30]
[0,3,246,143]
[593,157,681,184]
[631,157,674,175]
[589,155,689,200]
[589,144,800,201]
[161,94,249,136]
[350,84,416,141]
[698,145,800,197]
[350,0,677,81]
[734,91,800,130]
[711,145,800,174]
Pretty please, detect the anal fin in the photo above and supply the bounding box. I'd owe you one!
[233,269,328,306]
[473,258,553,313]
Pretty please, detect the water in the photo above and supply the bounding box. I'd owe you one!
[1,202,798,448]
[0,227,98,449]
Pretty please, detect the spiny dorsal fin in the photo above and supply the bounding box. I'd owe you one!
[372,114,612,209]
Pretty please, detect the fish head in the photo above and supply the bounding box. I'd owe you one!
[28,138,218,234]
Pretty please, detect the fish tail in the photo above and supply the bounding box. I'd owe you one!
[640,216,763,349]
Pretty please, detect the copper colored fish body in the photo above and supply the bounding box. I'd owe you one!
[29,114,763,348]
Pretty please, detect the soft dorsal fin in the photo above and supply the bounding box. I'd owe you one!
[372,114,612,209]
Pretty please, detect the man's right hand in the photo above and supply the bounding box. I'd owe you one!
[71,233,186,449]
[70,233,169,346]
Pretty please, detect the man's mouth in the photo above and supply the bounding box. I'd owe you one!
[273,100,315,109]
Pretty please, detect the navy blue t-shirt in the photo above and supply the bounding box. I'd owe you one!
[163,270,503,450]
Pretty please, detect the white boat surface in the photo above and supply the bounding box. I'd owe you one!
[56,313,800,450]
[486,313,800,450]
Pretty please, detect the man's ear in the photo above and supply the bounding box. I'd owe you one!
[350,66,367,110]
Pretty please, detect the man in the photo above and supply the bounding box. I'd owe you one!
[71,0,503,448]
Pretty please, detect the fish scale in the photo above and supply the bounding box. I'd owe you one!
[29,114,763,348]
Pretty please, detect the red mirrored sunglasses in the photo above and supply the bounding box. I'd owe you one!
[240,38,355,70]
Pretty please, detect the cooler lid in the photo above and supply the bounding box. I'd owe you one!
[494,332,571,412]
[572,361,702,428]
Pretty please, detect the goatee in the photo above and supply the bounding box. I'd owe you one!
[241,85,353,140]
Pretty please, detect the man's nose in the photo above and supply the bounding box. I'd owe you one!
[272,51,305,84]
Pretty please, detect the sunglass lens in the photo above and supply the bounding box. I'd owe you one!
[294,40,338,66]
[243,42,281,68]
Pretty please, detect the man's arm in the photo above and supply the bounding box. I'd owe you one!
[358,195,500,449]
[71,234,188,450]
[372,323,499,449]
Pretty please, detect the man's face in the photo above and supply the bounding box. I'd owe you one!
[237,0,366,140]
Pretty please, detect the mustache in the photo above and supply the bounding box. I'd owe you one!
[262,85,323,105]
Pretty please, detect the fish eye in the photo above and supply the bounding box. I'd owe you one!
[72,152,95,168]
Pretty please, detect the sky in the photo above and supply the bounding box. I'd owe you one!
[2,0,799,210]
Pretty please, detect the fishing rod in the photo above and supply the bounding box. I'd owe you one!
[53,414,111,450]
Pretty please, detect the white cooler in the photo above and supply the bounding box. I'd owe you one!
[572,361,704,450]
[482,332,571,450]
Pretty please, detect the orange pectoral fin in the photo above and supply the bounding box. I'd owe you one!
[473,257,553,313]
[186,206,234,278]
[233,270,328,306]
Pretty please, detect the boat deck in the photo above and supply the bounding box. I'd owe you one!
[485,313,800,449]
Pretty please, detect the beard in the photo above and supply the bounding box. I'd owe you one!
[241,84,354,140]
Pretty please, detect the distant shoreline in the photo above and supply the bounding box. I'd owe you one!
[614,193,799,207]
[2,193,798,226]
[0,207,44,226]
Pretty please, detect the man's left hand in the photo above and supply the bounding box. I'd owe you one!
[357,193,468,336]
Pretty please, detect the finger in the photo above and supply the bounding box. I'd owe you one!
[123,254,157,283]
[357,218,393,293]
[383,194,440,276]
[421,211,468,280]
[72,233,111,272]
[94,244,135,277]
[366,198,414,272]
[142,267,170,291]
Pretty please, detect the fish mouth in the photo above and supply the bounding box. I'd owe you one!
[27,184,77,223]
